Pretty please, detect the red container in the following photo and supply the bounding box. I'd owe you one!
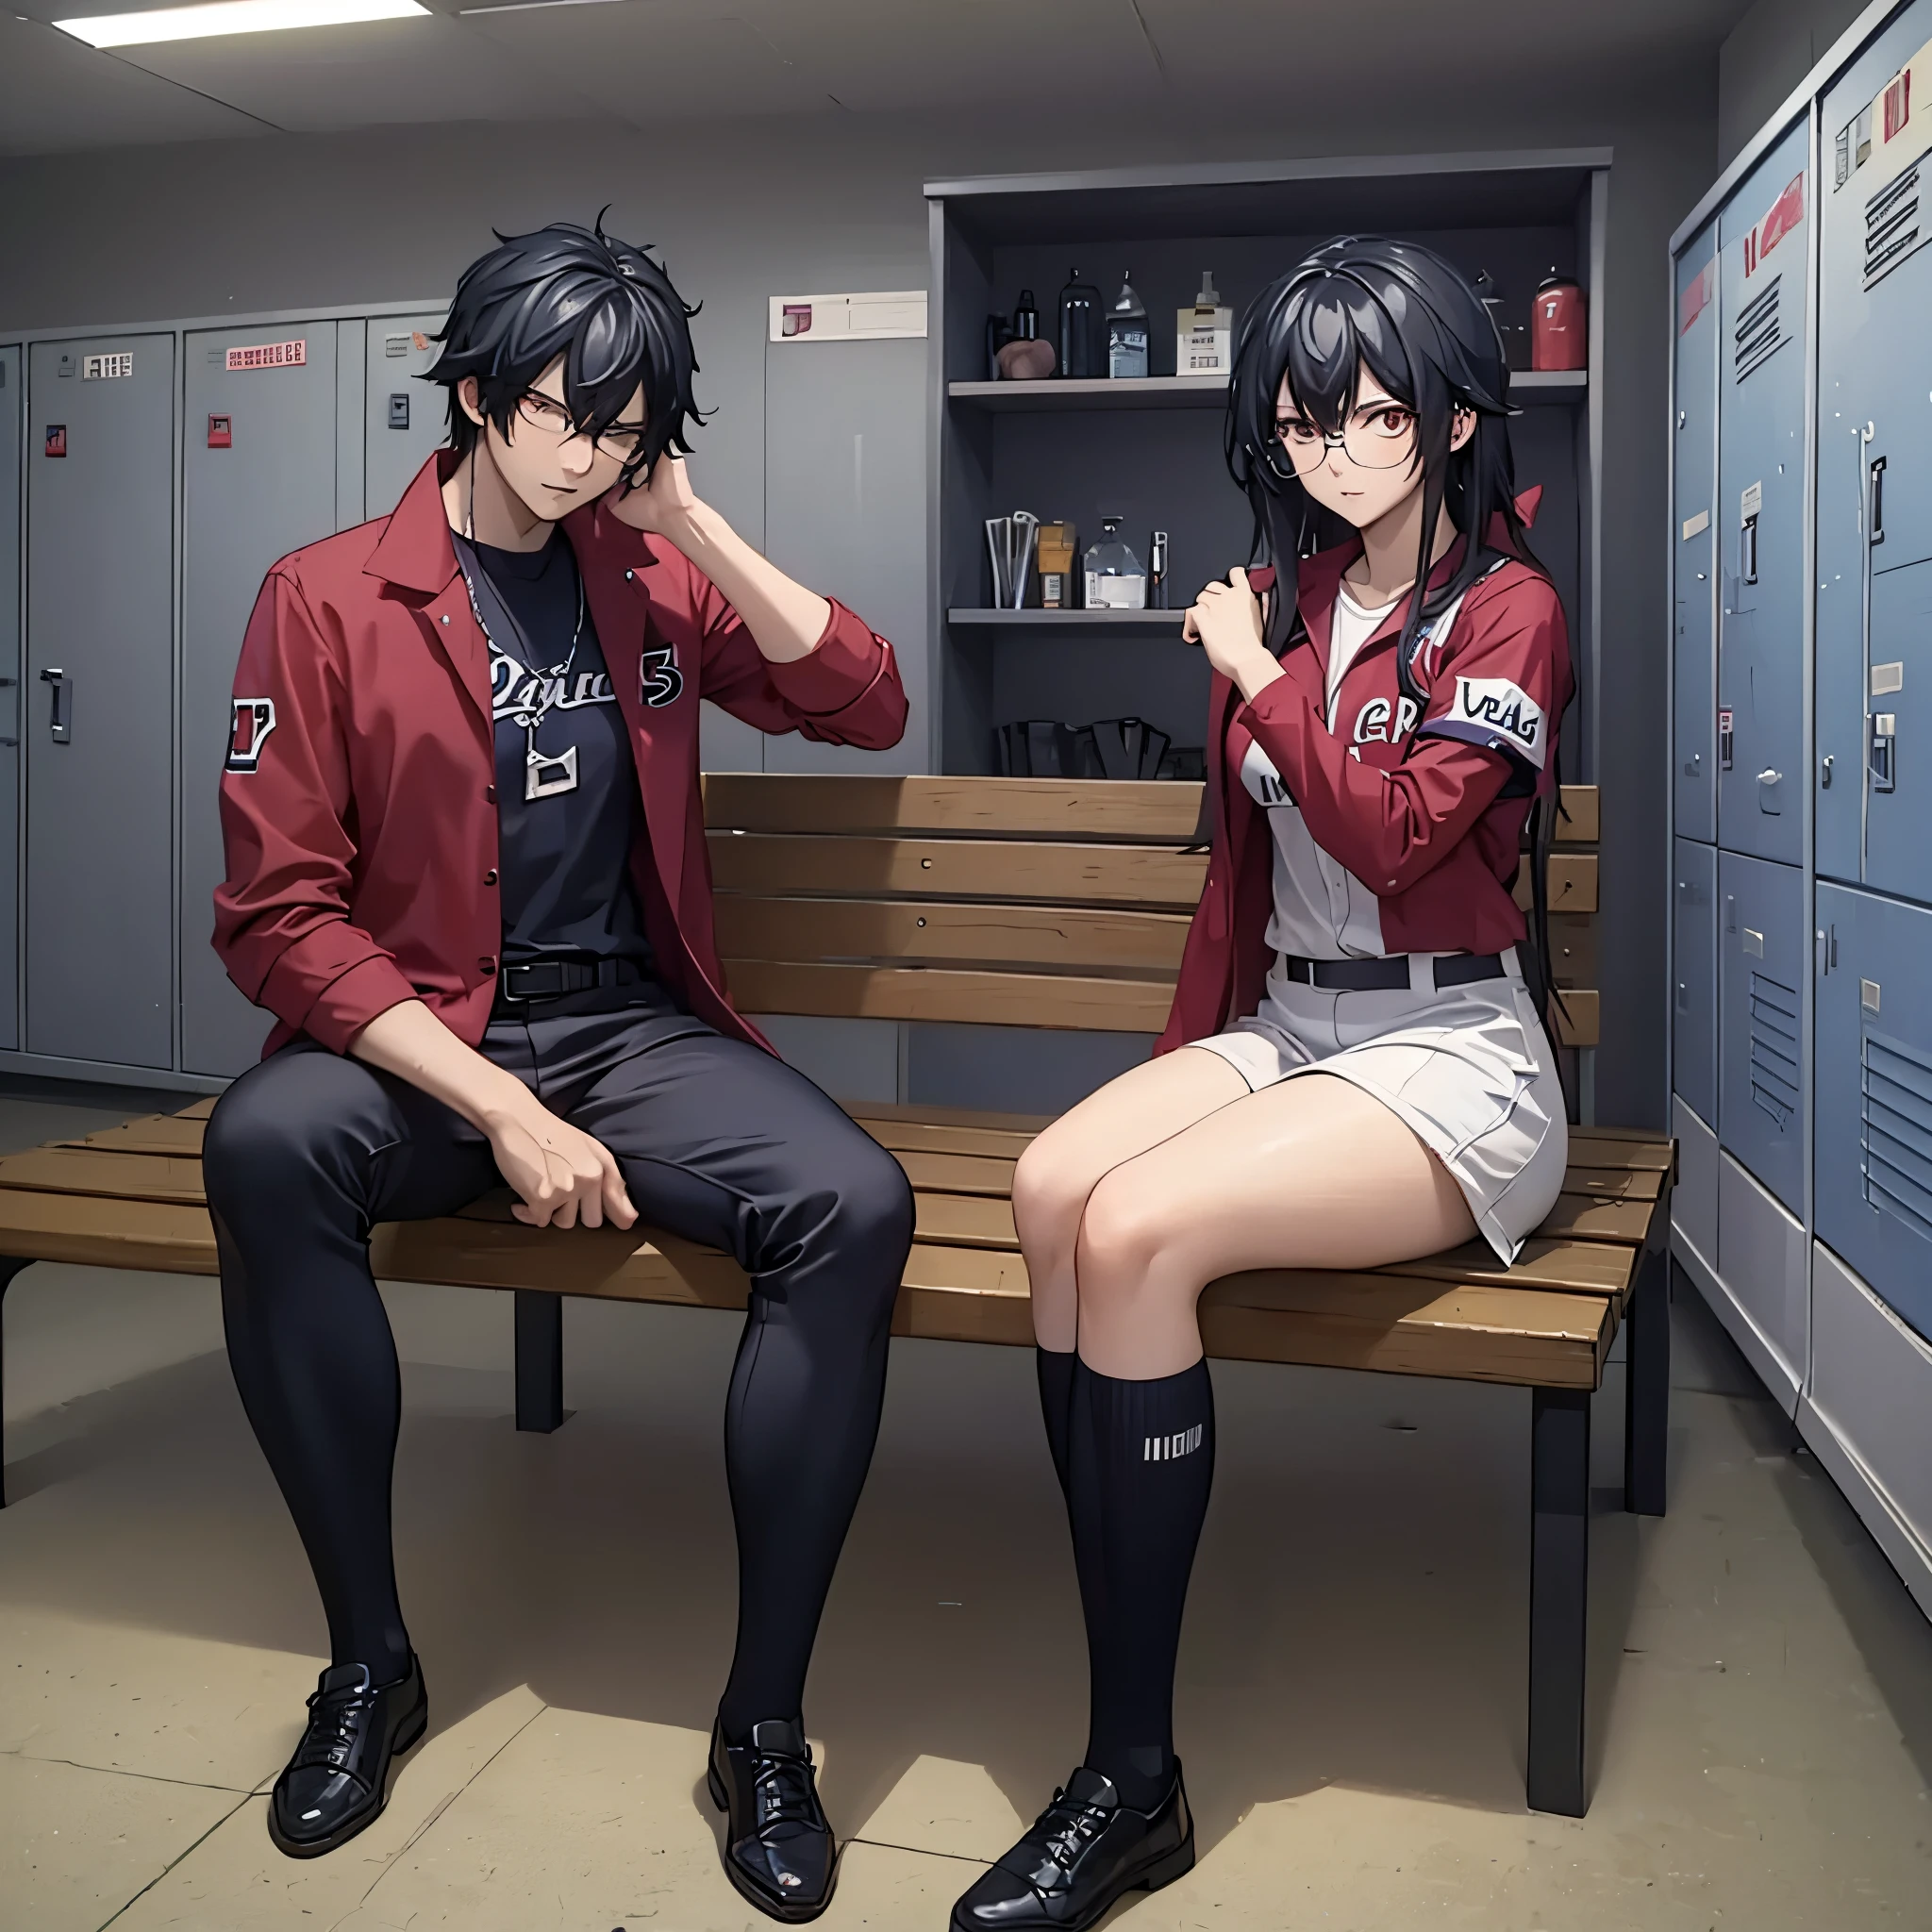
[1531,274,1587,371]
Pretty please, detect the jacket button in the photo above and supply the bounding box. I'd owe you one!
[485,784,497,804]
[483,868,498,886]
[625,569,635,581]
[478,956,497,974]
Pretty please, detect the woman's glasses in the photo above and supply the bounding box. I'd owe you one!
[1273,402,1419,474]
[513,389,647,461]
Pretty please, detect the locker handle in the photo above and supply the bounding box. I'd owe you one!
[1740,513,1758,585]
[1870,457,1886,546]
[40,667,71,744]
[1870,713,1896,793]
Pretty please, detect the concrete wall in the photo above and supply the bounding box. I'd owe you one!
[0,74,1719,1127]
[1719,0,1874,162]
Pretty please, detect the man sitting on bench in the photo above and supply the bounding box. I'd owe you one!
[205,217,912,1924]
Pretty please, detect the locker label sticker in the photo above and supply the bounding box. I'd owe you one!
[1742,174,1805,278]
[1873,660,1905,695]
[81,352,132,380]
[226,698,277,774]
[1742,927,1765,958]
[207,413,232,449]
[1861,978,1882,1013]
[1678,260,1714,335]
[43,425,65,458]
[1740,480,1763,523]
[1681,508,1710,540]
[225,339,307,372]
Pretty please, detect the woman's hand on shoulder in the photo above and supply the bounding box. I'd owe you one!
[1184,568,1284,704]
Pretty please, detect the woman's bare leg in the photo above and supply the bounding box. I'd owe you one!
[1074,1073,1477,1379]
[1012,1048,1249,1352]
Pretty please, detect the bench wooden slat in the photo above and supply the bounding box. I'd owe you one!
[894,1149,1018,1196]
[58,1114,208,1156]
[1512,852,1598,913]
[708,833,1208,910]
[1565,1129,1673,1169]
[715,895,1191,974]
[1537,1192,1654,1244]
[704,773,1205,842]
[1563,1165,1664,1203]
[724,959,1174,1034]
[853,1114,1040,1159]
[914,1191,1017,1249]
[1379,1234,1634,1299]
[0,1145,208,1205]
[850,1100,1058,1136]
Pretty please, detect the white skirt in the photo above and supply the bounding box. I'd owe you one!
[1185,949,1569,1265]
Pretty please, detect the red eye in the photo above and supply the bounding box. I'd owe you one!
[1372,408,1413,436]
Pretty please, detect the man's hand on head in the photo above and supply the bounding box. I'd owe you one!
[608,453,699,539]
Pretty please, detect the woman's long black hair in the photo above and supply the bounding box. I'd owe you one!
[1225,235,1540,663]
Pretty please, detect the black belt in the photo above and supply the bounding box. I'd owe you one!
[1276,952,1506,993]
[497,956,647,1005]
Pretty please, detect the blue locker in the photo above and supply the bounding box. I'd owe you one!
[1817,5,1932,896]
[1674,838,1720,1128]
[1674,226,1720,843]
[1719,848,1807,1214]
[1816,880,1932,1343]
[1716,121,1810,864]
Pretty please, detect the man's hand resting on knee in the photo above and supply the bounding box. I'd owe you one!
[347,1001,637,1230]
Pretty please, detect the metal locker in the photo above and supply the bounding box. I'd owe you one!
[0,345,21,1052]
[1814,879,1932,1344]
[1817,3,1932,894]
[1716,120,1810,865]
[365,314,448,521]
[1674,225,1719,844]
[25,336,175,1069]
[180,324,341,1076]
[1674,837,1719,1130]
[1718,847,1807,1214]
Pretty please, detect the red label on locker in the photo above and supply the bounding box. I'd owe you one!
[43,425,66,458]
[1884,69,1911,144]
[225,338,307,372]
[1743,174,1805,277]
[1678,261,1715,336]
[207,413,232,448]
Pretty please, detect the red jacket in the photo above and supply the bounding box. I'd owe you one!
[1157,521,1572,1054]
[214,452,907,1058]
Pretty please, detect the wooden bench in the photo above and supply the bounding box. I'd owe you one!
[0,774,1668,1821]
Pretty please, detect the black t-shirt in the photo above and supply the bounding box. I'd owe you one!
[452,534,701,1041]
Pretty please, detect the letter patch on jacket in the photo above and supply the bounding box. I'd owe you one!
[1445,676,1546,767]
[225,697,277,774]
[640,644,684,709]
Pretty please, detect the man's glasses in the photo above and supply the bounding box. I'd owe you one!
[1272,402,1419,475]
[513,389,647,461]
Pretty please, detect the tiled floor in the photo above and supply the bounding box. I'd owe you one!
[2,1090,1928,1930]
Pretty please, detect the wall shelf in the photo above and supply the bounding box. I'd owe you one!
[949,608,1189,632]
[948,368,1588,412]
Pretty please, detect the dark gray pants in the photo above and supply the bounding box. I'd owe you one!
[203,1008,914,1734]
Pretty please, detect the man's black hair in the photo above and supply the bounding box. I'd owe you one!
[426,213,702,486]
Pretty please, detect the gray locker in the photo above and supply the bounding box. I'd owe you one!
[365,313,448,521]
[180,324,343,1076]
[25,336,175,1069]
[1674,837,1719,1129]
[0,346,21,1051]
[1674,225,1719,844]
[1718,847,1806,1214]
[1815,879,1932,1344]
[1816,0,1932,896]
[1716,121,1810,864]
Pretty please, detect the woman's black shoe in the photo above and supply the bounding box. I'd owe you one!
[950,1763,1194,1930]
[267,1657,428,1858]
[706,1717,839,1923]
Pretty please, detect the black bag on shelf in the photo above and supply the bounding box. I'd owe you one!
[998,718,1169,779]
[1090,716,1170,781]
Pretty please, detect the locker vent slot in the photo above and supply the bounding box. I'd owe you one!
[1863,158,1924,288]
[1862,1028,1932,1242]
[1747,971,1801,1128]
[1733,278,1783,381]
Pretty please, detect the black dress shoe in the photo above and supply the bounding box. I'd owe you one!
[267,1657,428,1858]
[951,1763,1194,1930]
[706,1717,838,1923]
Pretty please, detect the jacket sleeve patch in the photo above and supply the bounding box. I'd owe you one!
[1423,675,1547,769]
[225,697,277,774]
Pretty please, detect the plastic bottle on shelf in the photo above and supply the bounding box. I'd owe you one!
[1108,273,1149,379]
[1176,272,1231,375]
[1058,269,1105,380]
[1083,517,1147,609]
[1531,271,1587,371]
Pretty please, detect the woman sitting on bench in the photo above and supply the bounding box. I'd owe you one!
[952,238,1575,1931]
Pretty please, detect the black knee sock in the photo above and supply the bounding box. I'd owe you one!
[1036,1345,1075,1501]
[716,1271,901,1742]
[215,1224,413,1682]
[1067,1357,1216,1809]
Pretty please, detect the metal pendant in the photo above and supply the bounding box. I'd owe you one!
[525,741,579,800]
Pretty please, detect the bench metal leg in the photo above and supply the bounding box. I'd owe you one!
[1527,1384,1590,1816]
[514,1291,564,1434]
[1623,1242,1670,1518]
[0,1257,37,1507]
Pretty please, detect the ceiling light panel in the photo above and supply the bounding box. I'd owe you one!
[55,0,427,50]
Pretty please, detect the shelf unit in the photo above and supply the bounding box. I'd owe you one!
[926,154,1609,787]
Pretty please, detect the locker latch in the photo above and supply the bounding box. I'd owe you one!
[40,667,71,744]
[1757,768,1783,814]
[1821,753,1834,789]
[1740,513,1758,585]
[1869,457,1886,546]
[1718,708,1734,771]
[1870,712,1897,792]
